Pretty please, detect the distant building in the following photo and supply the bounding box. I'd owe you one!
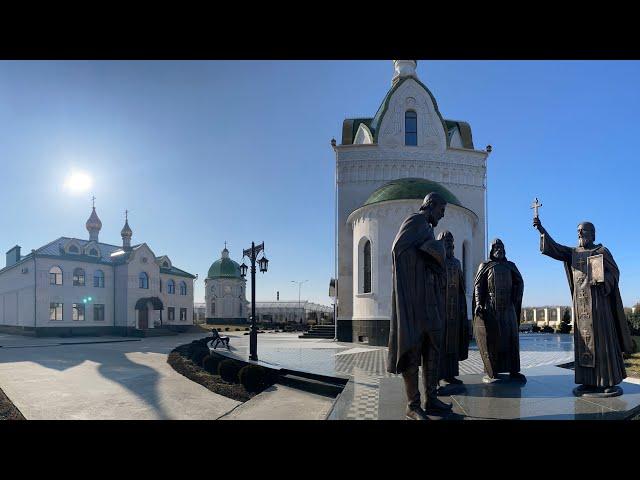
[193,302,206,323]
[0,205,195,336]
[521,306,574,327]
[251,301,333,325]
[204,246,247,324]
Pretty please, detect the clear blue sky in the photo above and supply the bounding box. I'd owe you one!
[1,60,639,307]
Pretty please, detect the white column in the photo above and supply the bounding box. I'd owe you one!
[544,308,549,326]
[556,307,562,326]
[533,308,537,324]
[570,306,575,326]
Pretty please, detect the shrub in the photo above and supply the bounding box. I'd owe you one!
[238,365,271,392]
[225,327,230,331]
[541,325,554,333]
[202,354,222,374]
[218,360,242,383]
[191,347,209,366]
[532,325,541,333]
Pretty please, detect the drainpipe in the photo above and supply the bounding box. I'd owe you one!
[33,251,37,330]
[113,265,118,336]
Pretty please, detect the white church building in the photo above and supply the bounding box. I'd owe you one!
[335,60,489,346]
[0,205,196,336]
[204,246,248,324]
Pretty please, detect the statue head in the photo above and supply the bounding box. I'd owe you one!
[437,230,455,259]
[419,192,447,228]
[577,222,596,248]
[490,238,506,261]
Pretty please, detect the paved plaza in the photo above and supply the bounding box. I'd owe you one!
[0,332,241,420]
[222,332,640,420]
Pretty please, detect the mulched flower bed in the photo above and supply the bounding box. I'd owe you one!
[167,344,255,403]
[0,387,25,420]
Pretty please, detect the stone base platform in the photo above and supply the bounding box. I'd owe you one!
[330,364,640,420]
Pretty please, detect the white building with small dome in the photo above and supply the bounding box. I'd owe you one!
[335,60,489,346]
[204,246,248,324]
[0,204,195,336]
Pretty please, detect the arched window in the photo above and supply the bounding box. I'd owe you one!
[93,269,105,288]
[73,268,85,286]
[405,110,417,146]
[162,261,169,268]
[139,272,149,289]
[49,266,63,285]
[362,239,372,293]
[179,281,187,295]
[68,245,79,254]
[211,301,216,315]
[89,248,99,257]
[159,279,162,292]
[167,279,175,294]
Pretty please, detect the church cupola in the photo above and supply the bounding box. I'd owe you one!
[121,210,132,250]
[392,60,418,85]
[85,197,102,242]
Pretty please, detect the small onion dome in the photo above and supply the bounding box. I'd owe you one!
[86,207,102,232]
[121,219,132,238]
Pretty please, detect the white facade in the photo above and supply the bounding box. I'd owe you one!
[0,208,195,335]
[335,60,489,344]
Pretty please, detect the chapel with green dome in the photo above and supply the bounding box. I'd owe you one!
[204,246,247,324]
[334,60,489,347]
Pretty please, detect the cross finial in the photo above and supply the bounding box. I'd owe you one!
[531,197,542,218]
[92,196,96,208]
[125,209,128,221]
[224,241,227,249]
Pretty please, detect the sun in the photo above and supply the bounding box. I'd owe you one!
[64,171,93,194]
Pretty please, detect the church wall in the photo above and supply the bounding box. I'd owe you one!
[0,258,35,327]
[204,277,247,323]
[349,200,475,345]
[33,257,115,327]
[160,273,194,325]
[126,246,161,329]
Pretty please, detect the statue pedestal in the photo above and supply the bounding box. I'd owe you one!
[573,385,623,398]
[369,365,640,420]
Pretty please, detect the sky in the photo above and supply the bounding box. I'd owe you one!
[1,60,639,307]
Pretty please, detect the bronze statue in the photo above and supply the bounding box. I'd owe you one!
[534,216,633,397]
[473,239,526,383]
[436,231,469,391]
[387,192,452,420]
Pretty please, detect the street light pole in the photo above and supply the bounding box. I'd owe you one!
[241,242,268,362]
[291,280,308,325]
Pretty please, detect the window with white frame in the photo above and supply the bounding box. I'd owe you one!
[49,266,63,285]
[179,281,187,295]
[73,268,85,286]
[72,303,85,321]
[49,302,63,321]
[93,269,104,288]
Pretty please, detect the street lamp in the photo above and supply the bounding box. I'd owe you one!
[291,280,308,325]
[241,241,268,361]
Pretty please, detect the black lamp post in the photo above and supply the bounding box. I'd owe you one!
[240,241,268,361]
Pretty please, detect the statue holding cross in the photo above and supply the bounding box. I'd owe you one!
[533,210,633,397]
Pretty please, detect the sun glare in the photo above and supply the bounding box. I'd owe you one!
[64,171,93,194]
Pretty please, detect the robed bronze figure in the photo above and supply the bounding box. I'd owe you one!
[436,231,469,389]
[473,239,526,383]
[534,218,633,396]
[387,192,452,420]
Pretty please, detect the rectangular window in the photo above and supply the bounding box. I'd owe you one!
[49,302,63,321]
[168,307,175,321]
[72,303,85,321]
[405,110,418,146]
[180,308,187,321]
[94,304,105,321]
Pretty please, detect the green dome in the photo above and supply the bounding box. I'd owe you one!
[207,248,242,279]
[363,178,461,207]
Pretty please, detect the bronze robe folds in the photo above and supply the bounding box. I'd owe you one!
[387,213,446,374]
[540,233,633,387]
[473,260,524,377]
[439,257,469,379]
